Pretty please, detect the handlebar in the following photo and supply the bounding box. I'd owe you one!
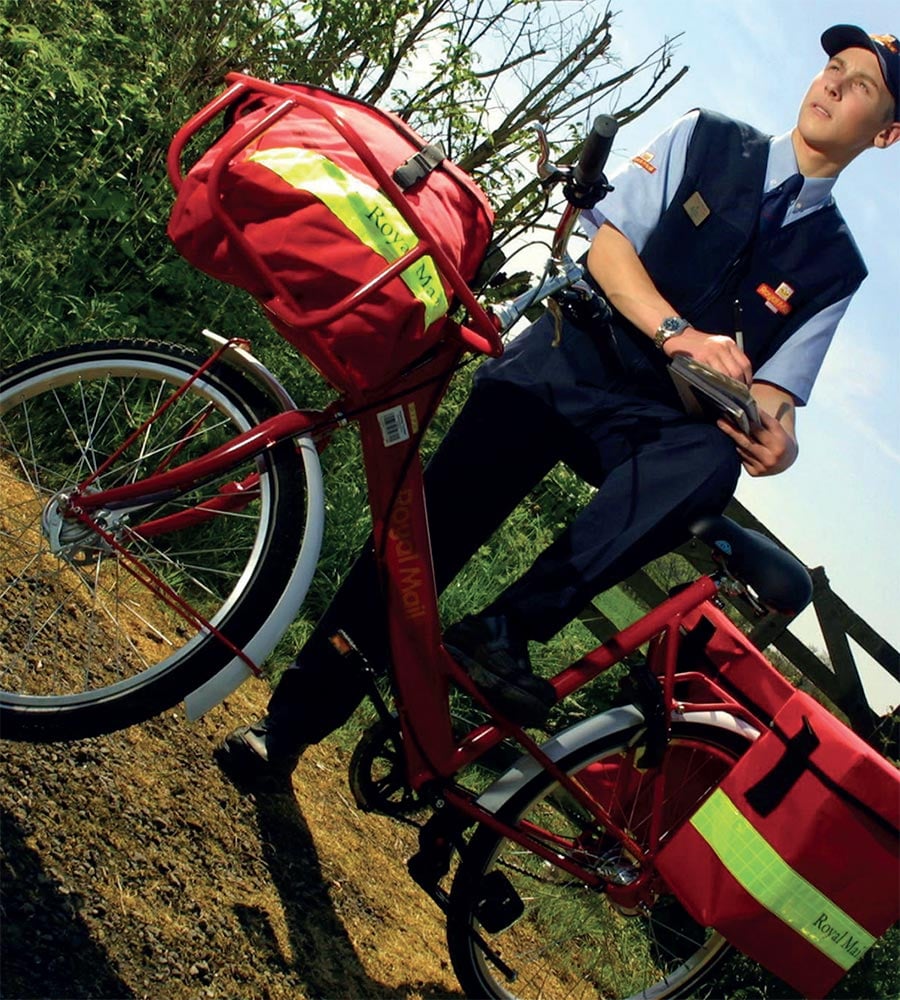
[490,113,618,334]
[169,78,618,359]
[574,115,619,187]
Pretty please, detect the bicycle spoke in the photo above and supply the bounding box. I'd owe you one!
[1,358,266,696]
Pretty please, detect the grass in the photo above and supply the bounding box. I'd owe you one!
[594,587,647,631]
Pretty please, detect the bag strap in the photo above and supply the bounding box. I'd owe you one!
[746,714,900,839]
[677,615,778,726]
[745,715,819,816]
[393,142,446,189]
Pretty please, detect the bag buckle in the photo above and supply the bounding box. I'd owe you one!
[394,142,446,189]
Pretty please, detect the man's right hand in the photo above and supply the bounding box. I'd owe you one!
[661,328,753,385]
[586,225,754,385]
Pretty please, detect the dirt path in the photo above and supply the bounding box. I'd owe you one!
[0,684,462,999]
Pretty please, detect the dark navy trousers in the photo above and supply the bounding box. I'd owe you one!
[267,313,741,746]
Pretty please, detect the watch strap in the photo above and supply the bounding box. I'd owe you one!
[654,316,690,349]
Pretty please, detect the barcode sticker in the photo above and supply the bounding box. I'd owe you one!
[377,405,410,446]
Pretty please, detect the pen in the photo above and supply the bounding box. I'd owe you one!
[733,298,744,353]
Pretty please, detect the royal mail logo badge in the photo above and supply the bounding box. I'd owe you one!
[757,281,795,315]
[871,33,899,54]
[632,151,657,174]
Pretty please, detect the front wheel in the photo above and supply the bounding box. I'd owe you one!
[447,718,749,999]
[0,340,322,741]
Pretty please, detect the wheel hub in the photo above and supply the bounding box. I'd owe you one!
[595,848,658,916]
[596,847,640,886]
[41,492,117,564]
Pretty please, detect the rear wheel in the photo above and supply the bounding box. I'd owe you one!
[447,719,748,999]
[0,340,321,741]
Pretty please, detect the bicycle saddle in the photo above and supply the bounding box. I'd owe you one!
[689,515,813,615]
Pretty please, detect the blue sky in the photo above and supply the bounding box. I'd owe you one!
[588,1,899,708]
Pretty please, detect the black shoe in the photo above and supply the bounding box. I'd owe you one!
[215,720,303,792]
[444,614,556,728]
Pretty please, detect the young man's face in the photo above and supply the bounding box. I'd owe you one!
[797,46,898,171]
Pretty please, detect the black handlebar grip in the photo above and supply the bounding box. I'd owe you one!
[573,115,618,187]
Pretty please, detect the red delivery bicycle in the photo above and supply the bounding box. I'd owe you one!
[2,75,894,999]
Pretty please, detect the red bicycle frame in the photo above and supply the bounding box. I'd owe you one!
[54,72,771,890]
[57,331,764,893]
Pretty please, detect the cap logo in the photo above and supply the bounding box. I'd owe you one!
[871,33,899,54]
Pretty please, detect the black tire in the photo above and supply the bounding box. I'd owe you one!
[447,719,749,999]
[0,340,312,741]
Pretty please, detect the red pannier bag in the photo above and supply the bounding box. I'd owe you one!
[167,77,495,394]
[656,688,900,998]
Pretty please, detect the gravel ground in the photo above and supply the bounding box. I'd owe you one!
[0,684,461,1000]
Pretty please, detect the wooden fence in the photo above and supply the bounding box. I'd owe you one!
[577,498,899,749]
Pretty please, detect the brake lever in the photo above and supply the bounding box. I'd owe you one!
[534,125,558,183]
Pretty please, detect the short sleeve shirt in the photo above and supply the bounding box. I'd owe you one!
[581,111,853,404]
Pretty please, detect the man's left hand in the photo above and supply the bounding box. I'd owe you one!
[717,408,798,476]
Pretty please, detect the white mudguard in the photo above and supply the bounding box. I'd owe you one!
[477,706,759,815]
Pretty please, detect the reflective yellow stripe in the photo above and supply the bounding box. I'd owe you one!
[691,788,874,970]
[247,146,448,327]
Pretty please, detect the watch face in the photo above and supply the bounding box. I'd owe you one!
[655,317,688,348]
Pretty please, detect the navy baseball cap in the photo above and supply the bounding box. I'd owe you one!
[821,25,900,121]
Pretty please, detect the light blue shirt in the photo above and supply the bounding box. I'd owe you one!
[581,111,853,404]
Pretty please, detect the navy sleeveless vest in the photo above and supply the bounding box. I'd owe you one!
[611,110,867,391]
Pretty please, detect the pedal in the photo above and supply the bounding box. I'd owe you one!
[472,870,525,933]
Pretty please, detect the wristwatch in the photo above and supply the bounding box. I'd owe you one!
[654,316,690,350]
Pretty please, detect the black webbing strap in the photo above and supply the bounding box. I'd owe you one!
[745,714,900,839]
[677,614,780,727]
[745,715,820,816]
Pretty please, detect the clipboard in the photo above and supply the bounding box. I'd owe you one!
[668,355,761,433]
